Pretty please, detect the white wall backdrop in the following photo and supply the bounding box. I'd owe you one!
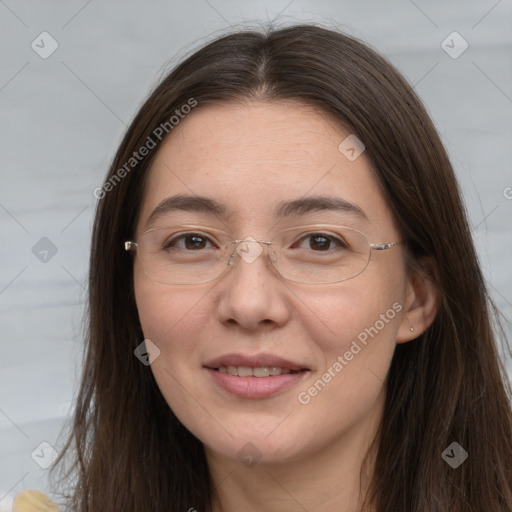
[1,0,511,505]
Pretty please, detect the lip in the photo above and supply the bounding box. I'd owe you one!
[203,353,308,372]
[203,353,310,399]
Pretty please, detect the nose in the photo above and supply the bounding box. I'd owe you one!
[215,239,290,331]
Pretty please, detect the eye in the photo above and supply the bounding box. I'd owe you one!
[163,233,216,250]
[293,233,347,251]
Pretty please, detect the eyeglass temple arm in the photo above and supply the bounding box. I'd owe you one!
[370,241,402,251]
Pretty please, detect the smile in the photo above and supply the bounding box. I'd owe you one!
[216,366,300,377]
[203,353,310,399]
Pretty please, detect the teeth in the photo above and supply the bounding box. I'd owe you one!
[253,367,270,377]
[217,365,296,377]
[238,366,253,377]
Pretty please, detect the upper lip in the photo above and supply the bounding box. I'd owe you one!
[204,353,309,371]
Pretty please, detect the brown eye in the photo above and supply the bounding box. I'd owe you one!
[164,233,214,250]
[309,234,331,251]
[294,233,346,252]
[183,235,208,250]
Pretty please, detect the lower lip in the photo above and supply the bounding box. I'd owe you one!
[206,368,308,399]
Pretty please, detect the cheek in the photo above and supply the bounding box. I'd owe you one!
[134,256,201,336]
[133,265,218,424]
[284,285,403,462]
[298,267,404,360]
[134,284,206,429]
[134,281,209,360]
[296,266,405,407]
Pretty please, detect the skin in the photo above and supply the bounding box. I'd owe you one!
[133,101,438,511]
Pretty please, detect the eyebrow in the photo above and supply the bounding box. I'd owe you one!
[145,193,368,227]
[146,195,226,227]
[274,196,368,221]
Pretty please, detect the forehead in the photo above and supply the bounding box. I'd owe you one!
[137,100,397,236]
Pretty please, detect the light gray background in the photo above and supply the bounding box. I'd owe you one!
[1,0,511,506]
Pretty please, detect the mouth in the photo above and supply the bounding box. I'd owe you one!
[203,353,310,399]
[204,353,309,375]
[211,365,304,377]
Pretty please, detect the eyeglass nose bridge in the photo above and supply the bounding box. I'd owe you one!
[226,237,276,267]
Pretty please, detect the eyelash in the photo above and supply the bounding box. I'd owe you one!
[292,233,347,251]
[163,232,347,251]
[162,232,217,250]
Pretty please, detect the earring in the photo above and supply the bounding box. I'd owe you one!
[410,326,414,332]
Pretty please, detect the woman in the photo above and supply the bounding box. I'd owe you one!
[53,24,512,511]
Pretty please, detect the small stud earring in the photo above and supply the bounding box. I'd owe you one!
[410,326,414,332]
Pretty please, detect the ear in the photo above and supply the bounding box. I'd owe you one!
[396,257,440,344]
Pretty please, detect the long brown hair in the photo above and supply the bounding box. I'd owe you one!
[54,24,512,511]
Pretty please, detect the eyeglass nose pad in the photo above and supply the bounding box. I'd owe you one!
[227,250,237,266]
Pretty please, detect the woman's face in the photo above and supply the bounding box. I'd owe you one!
[133,100,412,466]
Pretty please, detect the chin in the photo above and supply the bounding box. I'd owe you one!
[186,414,320,467]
